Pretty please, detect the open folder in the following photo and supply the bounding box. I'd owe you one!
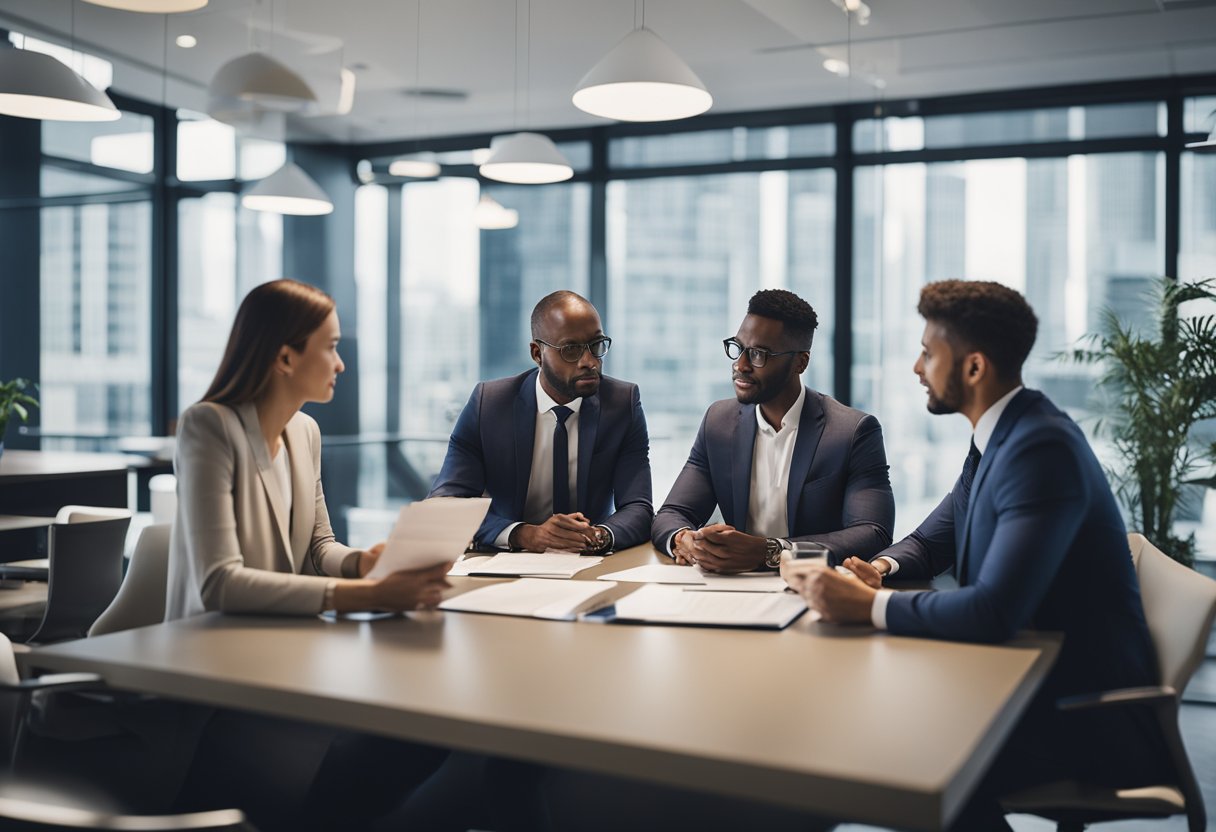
[598,584,807,630]
[439,578,618,621]
[365,497,491,579]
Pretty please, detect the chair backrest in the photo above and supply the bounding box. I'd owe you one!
[27,517,130,644]
[88,523,171,638]
[53,506,132,525]
[1128,533,1216,692]
[0,634,18,687]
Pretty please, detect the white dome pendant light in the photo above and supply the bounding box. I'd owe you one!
[82,0,209,12]
[242,161,334,216]
[0,46,119,121]
[474,194,519,230]
[573,0,710,123]
[480,0,573,185]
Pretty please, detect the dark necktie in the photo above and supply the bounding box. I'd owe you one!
[959,439,982,508]
[551,405,573,515]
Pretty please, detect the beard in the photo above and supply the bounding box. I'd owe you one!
[733,369,788,405]
[925,359,966,414]
[541,360,599,401]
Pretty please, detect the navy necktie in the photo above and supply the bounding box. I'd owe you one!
[551,405,573,515]
[959,439,982,508]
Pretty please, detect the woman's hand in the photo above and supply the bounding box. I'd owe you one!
[371,562,453,611]
[357,542,386,577]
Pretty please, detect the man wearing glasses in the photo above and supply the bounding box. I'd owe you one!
[652,289,894,571]
[430,290,653,554]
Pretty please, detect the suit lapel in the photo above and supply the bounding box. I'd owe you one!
[513,373,539,519]
[283,418,313,571]
[731,404,757,532]
[786,389,825,530]
[576,393,600,512]
[958,389,1040,582]
[237,401,293,571]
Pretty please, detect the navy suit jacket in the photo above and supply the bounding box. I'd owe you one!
[651,389,895,559]
[429,369,654,550]
[881,390,1161,742]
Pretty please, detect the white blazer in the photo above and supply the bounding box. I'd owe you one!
[165,401,360,620]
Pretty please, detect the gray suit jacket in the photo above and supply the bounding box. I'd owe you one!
[165,401,360,620]
[651,389,895,560]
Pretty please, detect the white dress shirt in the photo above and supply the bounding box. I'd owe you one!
[272,443,293,522]
[871,386,1023,628]
[494,375,582,548]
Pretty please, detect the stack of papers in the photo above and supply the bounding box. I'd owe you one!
[463,552,602,579]
[597,565,790,593]
[610,584,806,630]
[439,578,618,621]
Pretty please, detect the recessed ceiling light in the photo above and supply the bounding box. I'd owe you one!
[823,58,850,77]
[175,35,197,49]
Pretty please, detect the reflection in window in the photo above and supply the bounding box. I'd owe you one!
[43,111,155,175]
[853,153,1163,533]
[176,112,286,182]
[607,170,835,500]
[610,124,834,168]
[40,201,152,438]
[177,192,282,410]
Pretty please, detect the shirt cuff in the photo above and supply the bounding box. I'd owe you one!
[495,522,523,550]
[666,528,690,557]
[598,525,615,551]
[871,589,894,629]
[877,555,900,576]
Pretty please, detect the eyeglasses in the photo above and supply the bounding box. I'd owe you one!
[723,338,803,368]
[535,337,613,363]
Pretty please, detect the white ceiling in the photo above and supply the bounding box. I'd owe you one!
[1,0,1214,145]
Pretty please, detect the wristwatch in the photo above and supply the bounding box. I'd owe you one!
[763,537,784,569]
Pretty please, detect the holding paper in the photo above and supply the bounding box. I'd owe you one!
[365,497,491,579]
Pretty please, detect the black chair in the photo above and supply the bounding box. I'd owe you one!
[26,517,130,644]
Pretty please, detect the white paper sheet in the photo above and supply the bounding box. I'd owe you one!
[596,564,704,584]
[445,556,493,577]
[693,569,790,593]
[612,584,806,629]
[439,578,618,620]
[466,552,602,578]
[365,497,491,578]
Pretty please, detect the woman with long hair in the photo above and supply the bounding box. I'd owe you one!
[167,279,449,831]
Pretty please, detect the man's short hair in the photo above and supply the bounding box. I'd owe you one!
[917,280,1039,380]
[746,289,819,350]
[531,290,591,339]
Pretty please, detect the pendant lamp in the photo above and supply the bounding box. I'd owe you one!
[242,162,333,216]
[0,47,119,121]
[479,132,573,185]
[389,153,441,179]
[81,0,209,11]
[573,28,711,122]
[474,194,519,230]
[1187,112,1216,150]
[209,52,316,110]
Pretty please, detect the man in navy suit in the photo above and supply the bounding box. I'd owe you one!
[652,289,894,572]
[798,280,1169,831]
[430,290,653,553]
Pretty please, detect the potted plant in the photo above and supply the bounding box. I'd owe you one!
[1064,277,1216,567]
[0,378,39,458]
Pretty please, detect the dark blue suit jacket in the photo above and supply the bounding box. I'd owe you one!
[881,390,1162,759]
[429,369,654,550]
[651,389,894,559]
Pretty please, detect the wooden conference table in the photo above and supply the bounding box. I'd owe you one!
[24,545,1059,831]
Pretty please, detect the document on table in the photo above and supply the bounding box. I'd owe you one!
[365,497,491,578]
[610,584,807,630]
[693,569,790,593]
[466,552,602,578]
[439,578,618,621]
[596,564,704,584]
[446,556,493,577]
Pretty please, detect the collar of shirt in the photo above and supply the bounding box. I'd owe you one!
[755,384,807,436]
[535,374,584,416]
[972,385,1023,455]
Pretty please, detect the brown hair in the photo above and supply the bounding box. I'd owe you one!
[917,280,1038,381]
[202,279,335,406]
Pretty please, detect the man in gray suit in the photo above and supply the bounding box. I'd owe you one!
[652,289,895,571]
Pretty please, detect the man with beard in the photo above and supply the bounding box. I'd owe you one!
[430,290,653,553]
[793,280,1168,831]
[651,289,894,571]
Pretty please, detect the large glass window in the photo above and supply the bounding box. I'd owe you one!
[40,200,153,438]
[610,124,834,169]
[854,152,1164,533]
[43,111,155,175]
[607,169,836,500]
[176,111,286,182]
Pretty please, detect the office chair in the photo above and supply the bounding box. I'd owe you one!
[0,506,133,584]
[25,517,130,644]
[89,524,170,637]
[0,635,254,831]
[1002,532,1216,832]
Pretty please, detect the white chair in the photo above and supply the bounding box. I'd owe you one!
[1002,533,1216,832]
[88,524,171,638]
[53,506,132,525]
